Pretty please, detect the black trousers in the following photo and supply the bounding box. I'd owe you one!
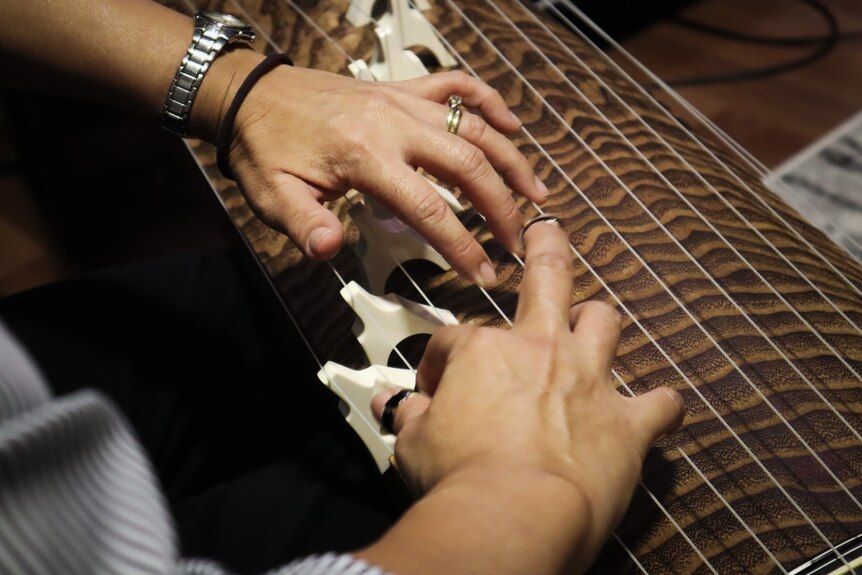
[0,249,408,574]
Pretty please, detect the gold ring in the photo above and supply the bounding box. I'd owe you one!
[446,94,463,134]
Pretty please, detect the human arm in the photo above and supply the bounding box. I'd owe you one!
[360,220,686,574]
[0,0,547,285]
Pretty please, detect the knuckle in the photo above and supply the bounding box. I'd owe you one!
[449,229,476,260]
[449,325,497,358]
[510,148,533,176]
[529,250,573,274]
[362,90,397,114]
[460,145,493,185]
[444,69,472,86]
[414,192,451,229]
[245,180,282,227]
[498,198,521,223]
[461,112,489,141]
[585,300,622,330]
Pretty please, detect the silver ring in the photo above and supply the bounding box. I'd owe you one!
[381,389,416,434]
[520,215,561,245]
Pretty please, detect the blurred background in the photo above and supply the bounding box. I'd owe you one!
[1,0,860,296]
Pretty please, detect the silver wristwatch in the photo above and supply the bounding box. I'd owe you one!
[161,12,256,138]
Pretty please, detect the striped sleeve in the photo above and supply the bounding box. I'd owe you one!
[0,321,391,575]
[180,554,389,575]
[0,389,178,574]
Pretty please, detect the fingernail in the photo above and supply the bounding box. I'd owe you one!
[510,110,522,126]
[664,387,684,410]
[307,227,332,255]
[477,260,497,287]
[534,176,549,202]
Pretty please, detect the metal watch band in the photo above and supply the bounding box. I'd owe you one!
[161,13,255,138]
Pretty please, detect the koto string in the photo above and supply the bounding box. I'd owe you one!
[554,0,862,300]
[441,0,862,533]
[181,0,670,570]
[427,0,854,566]
[610,533,651,575]
[228,0,457,336]
[486,0,862,412]
[538,0,862,315]
[253,2,860,572]
[340,0,862,568]
[183,141,326,371]
[466,0,862,393]
[490,0,862,471]
[223,1,674,572]
[186,2,860,572]
[678,447,789,574]
[386,3,829,571]
[507,0,862,344]
[551,1,770,179]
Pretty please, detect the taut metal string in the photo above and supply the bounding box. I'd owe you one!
[189,0,855,569]
[411,7,831,569]
[678,447,789,574]
[505,0,862,344]
[554,0,862,301]
[441,0,862,520]
[227,0,458,331]
[429,0,854,566]
[467,0,862,395]
[493,0,862,472]
[222,1,700,572]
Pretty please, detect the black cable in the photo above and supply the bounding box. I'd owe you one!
[662,0,841,88]
[669,14,862,47]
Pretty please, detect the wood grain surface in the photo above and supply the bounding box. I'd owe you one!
[169,0,862,572]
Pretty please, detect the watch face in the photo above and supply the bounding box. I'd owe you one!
[202,12,249,29]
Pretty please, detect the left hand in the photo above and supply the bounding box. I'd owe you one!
[198,51,548,286]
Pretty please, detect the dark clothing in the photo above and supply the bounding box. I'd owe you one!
[0,250,407,574]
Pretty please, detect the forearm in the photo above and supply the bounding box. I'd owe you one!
[356,469,596,575]
[0,0,259,140]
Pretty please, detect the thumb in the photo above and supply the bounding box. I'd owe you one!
[630,387,685,448]
[244,171,344,260]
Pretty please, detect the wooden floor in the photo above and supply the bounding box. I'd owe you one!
[1,0,860,296]
[619,0,862,167]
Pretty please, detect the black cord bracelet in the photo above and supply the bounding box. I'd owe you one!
[216,52,294,180]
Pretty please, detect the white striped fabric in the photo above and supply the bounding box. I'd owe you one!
[0,322,388,575]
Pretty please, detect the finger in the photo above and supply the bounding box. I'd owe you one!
[569,301,622,377]
[628,387,685,450]
[514,219,574,332]
[371,388,431,436]
[409,132,524,255]
[406,98,547,205]
[415,325,471,397]
[397,70,522,133]
[248,171,344,260]
[369,164,498,286]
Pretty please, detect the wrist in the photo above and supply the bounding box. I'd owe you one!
[359,468,594,575]
[188,47,264,143]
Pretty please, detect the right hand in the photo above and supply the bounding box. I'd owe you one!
[372,220,685,568]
